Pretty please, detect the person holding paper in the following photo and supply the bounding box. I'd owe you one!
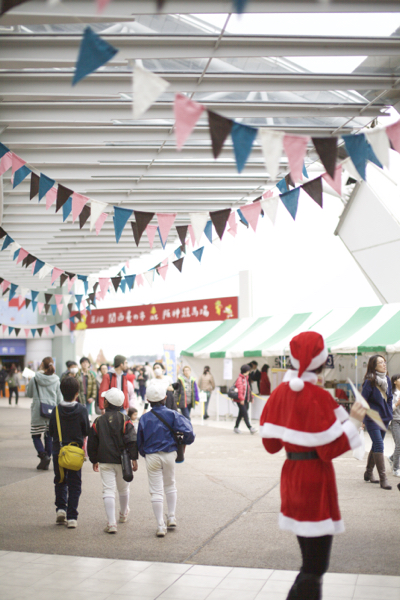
[260,331,366,600]
[361,355,393,490]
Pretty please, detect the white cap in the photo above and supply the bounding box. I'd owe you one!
[101,387,125,407]
[146,379,168,403]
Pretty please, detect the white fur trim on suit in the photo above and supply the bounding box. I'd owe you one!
[290,344,328,373]
[342,419,362,451]
[334,406,350,423]
[279,513,345,537]
[260,419,344,447]
[283,370,318,385]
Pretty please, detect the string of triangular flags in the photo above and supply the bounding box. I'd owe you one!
[0,317,70,339]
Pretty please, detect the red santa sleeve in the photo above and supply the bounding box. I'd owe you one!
[262,438,283,454]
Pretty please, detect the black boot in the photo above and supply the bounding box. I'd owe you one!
[37,452,51,470]
[286,571,322,600]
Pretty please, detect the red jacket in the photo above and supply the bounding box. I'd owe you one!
[235,373,252,403]
[99,372,129,411]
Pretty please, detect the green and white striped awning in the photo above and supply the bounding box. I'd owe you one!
[181,304,400,359]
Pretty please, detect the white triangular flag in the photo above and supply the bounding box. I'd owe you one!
[261,196,279,225]
[259,129,284,180]
[38,263,54,280]
[133,63,170,120]
[189,212,208,245]
[88,275,97,292]
[144,270,154,287]
[90,199,108,232]
[212,236,222,251]
[9,242,20,257]
[366,128,390,169]
[19,287,29,298]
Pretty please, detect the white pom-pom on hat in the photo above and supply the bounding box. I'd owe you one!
[289,377,305,392]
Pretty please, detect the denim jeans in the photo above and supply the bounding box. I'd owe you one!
[204,391,211,416]
[180,406,191,420]
[8,387,18,404]
[32,432,52,456]
[366,426,386,453]
[53,453,82,520]
[390,420,400,470]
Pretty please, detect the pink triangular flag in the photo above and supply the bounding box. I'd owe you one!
[54,294,63,304]
[99,278,110,298]
[96,0,111,12]
[161,257,168,267]
[2,324,7,334]
[0,152,12,176]
[16,248,28,265]
[96,292,102,301]
[125,260,130,269]
[11,153,26,175]
[71,192,88,223]
[18,295,25,307]
[227,211,237,237]
[322,164,342,196]
[24,328,30,337]
[51,267,64,285]
[136,274,144,287]
[188,224,196,246]
[283,135,310,182]
[157,213,176,246]
[44,327,50,336]
[67,276,76,293]
[145,224,158,249]
[1,280,10,292]
[46,186,58,210]
[240,202,262,232]
[57,304,63,316]
[31,261,36,275]
[37,302,44,314]
[95,212,108,235]
[157,264,168,281]
[174,93,205,150]
[262,190,273,199]
[386,120,400,153]
[63,319,70,329]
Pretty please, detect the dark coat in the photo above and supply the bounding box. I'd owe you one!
[362,377,393,430]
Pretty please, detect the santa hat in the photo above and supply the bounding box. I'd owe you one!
[288,331,328,392]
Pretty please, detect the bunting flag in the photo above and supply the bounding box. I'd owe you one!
[60,273,68,287]
[386,120,400,153]
[261,195,279,225]
[233,0,249,13]
[79,204,91,229]
[280,187,300,220]
[96,0,112,13]
[342,133,372,180]
[312,137,338,179]
[174,93,205,150]
[9,283,18,301]
[67,276,76,294]
[38,263,53,280]
[51,305,57,316]
[207,111,233,159]
[45,187,57,210]
[188,224,195,246]
[366,128,390,169]
[24,328,30,337]
[125,274,135,290]
[283,135,309,182]
[72,192,88,223]
[0,151,12,177]
[90,199,107,231]
[189,212,208,245]
[133,63,170,119]
[72,26,119,86]
[38,173,55,202]
[174,247,182,260]
[176,225,188,246]
[227,211,237,237]
[157,264,168,281]
[259,129,284,180]
[193,247,204,262]
[136,274,144,287]
[62,196,73,222]
[231,122,258,173]
[111,277,121,292]
[322,163,342,196]
[157,227,167,250]
[13,164,31,188]
[240,202,262,232]
[204,221,213,244]
[75,294,83,310]
[33,259,45,275]
[144,270,154,287]
[2,235,14,251]
[131,222,140,246]
[210,208,231,240]
[56,184,73,213]
[145,224,158,249]
[173,257,184,272]
[31,291,39,302]
[37,302,44,314]
[302,177,323,208]
[30,172,40,200]
[25,299,31,310]
[95,212,108,235]
[11,153,26,175]
[157,213,176,247]
[51,267,64,285]
[113,206,133,242]
[285,173,295,189]
[237,209,248,227]
[134,211,155,244]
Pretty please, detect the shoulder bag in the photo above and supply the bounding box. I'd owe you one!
[227,385,239,401]
[56,406,86,483]
[34,378,55,419]
[152,410,186,463]
[105,412,133,482]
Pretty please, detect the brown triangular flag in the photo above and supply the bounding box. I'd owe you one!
[312,138,338,179]
[0,0,29,17]
[207,110,233,159]
[285,173,295,189]
[180,243,186,255]
[2,287,9,296]
[131,222,140,247]
[172,257,184,273]
[210,208,231,240]
[60,273,68,287]
[30,172,40,200]
[93,281,99,294]
[79,204,91,229]
[0,227,6,239]
[14,328,20,336]
[56,322,63,331]
[45,293,52,304]
[37,328,43,337]
[134,211,155,244]
[176,225,188,246]
[67,303,73,313]
[65,272,75,280]
[25,298,31,309]
[25,254,36,268]
[56,184,73,212]
[111,277,121,292]
[302,177,323,208]
[44,304,50,314]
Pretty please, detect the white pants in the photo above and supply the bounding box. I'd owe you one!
[145,451,177,503]
[99,463,130,499]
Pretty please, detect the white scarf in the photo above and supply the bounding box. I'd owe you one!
[375,371,388,393]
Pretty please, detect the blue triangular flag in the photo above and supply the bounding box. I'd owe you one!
[50,325,56,334]
[31,329,36,337]
[113,206,133,243]
[233,0,249,13]
[342,133,369,181]
[204,220,213,243]
[119,279,127,294]
[0,143,9,159]
[77,274,88,295]
[280,187,300,220]
[193,247,204,262]
[73,26,119,86]
[276,178,288,194]
[13,165,31,188]
[121,266,126,274]
[237,209,248,227]
[231,121,258,173]
[69,315,76,323]
[302,163,309,178]
[174,247,182,259]
[125,274,135,290]
[8,326,14,335]
[9,283,18,300]
[31,301,38,312]
[38,173,55,201]
[157,227,167,250]
[63,196,72,221]
[31,290,39,302]
[2,235,14,251]
[75,295,83,310]
[51,304,57,316]
[13,248,20,261]
[33,259,45,275]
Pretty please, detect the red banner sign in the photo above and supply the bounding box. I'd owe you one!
[73,297,238,330]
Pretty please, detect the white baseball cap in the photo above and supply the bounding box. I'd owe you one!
[146,379,168,403]
[101,387,125,407]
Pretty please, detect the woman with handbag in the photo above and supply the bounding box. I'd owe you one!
[26,357,62,470]
[233,364,257,435]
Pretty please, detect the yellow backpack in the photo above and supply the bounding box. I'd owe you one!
[56,406,86,482]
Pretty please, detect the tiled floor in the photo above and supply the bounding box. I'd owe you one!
[0,551,398,600]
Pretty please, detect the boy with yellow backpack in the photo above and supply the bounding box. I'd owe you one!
[48,377,90,529]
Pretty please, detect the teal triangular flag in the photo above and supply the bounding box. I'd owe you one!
[39,173,55,201]
[233,0,249,13]
[8,326,13,335]
[231,121,258,173]
[193,247,204,262]
[237,209,248,227]
[75,295,83,310]
[51,304,57,316]
[302,163,309,178]
[276,178,288,194]
[9,283,18,300]
[63,196,72,221]
[13,248,20,261]
[366,142,383,169]
[342,134,369,180]
[73,26,119,86]
[0,143,9,159]
[31,290,39,302]
[50,325,56,334]
[204,220,213,243]
[77,274,88,295]
[280,187,300,220]
[157,227,167,250]
[120,279,127,294]
[2,235,14,251]
[125,275,135,290]
[13,165,31,188]
[31,329,36,337]
[174,247,182,259]
[113,206,133,243]
[31,301,38,312]
[33,259,45,275]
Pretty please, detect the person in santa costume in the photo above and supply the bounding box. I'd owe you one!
[260,331,366,600]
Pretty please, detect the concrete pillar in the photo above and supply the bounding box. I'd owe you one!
[52,334,76,377]
[239,270,253,318]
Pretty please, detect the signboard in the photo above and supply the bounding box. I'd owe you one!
[163,344,177,382]
[0,339,26,356]
[273,354,334,369]
[73,297,238,330]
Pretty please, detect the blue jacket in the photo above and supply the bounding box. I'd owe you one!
[137,404,195,457]
[362,377,393,429]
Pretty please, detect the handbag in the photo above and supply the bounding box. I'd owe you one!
[34,379,55,419]
[106,413,134,482]
[152,410,186,463]
[56,406,85,483]
[227,385,239,401]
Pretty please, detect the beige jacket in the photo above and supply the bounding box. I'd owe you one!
[198,372,215,392]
